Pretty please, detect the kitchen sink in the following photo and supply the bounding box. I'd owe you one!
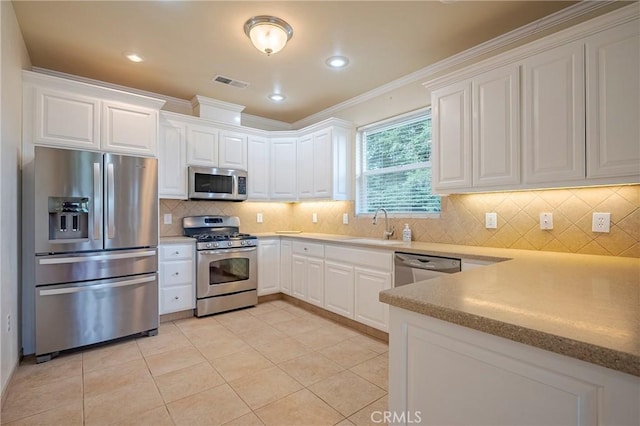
[342,238,406,246]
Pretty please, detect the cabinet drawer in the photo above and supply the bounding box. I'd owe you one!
[161,285,194,314]
[160,244,193,261]
[325,245,393,272]
[160,260,193,286]
[292,241,324,257]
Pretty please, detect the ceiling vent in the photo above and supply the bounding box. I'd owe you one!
[212,74,249,89]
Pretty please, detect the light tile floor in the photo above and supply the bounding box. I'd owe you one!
[2,300,388,426]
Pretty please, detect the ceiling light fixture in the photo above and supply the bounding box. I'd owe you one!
[326,56,349,69]
[124,52,144,63]
[268,93,286,102]
[244,15,293,56]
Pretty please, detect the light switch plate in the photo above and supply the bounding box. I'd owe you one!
[312,213,318,223]
[256,213,263,223]
[539,212,553,230]
[592,212,611,233]
[163,213,172,225]
[485,212,497,229]
[342,213,349,224]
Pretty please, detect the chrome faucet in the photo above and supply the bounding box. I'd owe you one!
[372,208,394,240]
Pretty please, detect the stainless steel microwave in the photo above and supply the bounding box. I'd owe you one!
[188,166,248,201]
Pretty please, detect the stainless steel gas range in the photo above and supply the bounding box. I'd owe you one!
[183,216,257,317]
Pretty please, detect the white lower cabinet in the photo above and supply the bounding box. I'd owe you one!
[159,242,195,314]
[291,242,325,306]
[324,260,355,318]
[257,239,280,296]
[354,267,392,331]
[280,239,292,295]
[388,306,640,426]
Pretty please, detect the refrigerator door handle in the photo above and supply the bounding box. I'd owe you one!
[38,250,156,265]
[38,275,156,296]
[107,163,115,239]
[93,162,101,240]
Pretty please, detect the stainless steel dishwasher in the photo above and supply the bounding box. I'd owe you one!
[394,252,461,286]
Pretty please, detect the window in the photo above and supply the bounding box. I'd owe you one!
[356,108,440,216]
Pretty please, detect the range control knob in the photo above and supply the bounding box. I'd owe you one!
[213,242,219,248]
[227,241,233,247]
[206,242,213,249]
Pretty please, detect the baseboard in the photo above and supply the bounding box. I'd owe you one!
[160,309,195,323]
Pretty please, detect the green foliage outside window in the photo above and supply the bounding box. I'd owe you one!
[356,109,440,215]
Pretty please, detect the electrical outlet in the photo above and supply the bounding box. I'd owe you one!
[539,212,553,230]
[342,213,349,224]
[312,213,318,223]
[592,212,611,233]
[256,213,263,223]
[485,212,498,229]
[163,213,172,225]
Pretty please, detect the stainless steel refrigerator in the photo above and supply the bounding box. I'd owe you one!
[27,146,159,362]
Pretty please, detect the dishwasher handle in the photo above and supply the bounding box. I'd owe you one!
[395,253,461,274]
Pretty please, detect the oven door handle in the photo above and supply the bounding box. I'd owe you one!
[199,247,257,255]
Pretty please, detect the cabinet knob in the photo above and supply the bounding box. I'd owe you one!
[304,247,308,251]
[174,296,179,300]
[174,272,179,276]
[175,251,179,255]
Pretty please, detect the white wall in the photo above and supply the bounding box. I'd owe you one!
[1,0,31,397]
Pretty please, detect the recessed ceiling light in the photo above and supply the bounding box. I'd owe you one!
[124,52,144,63]
[326,56,349,69]
[268,93,286,102]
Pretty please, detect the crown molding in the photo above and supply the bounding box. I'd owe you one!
[291,0,613,129]
[241,114,293,131]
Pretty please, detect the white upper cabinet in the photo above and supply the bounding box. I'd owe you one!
[25,71,164,157]
[219,130,248,170]
[247,135,270,200]
[33,87,100,150]
[472,65,520,187]
[427,9,639,193]
[187,123,218,167]
[431,81,472,191]
[296,134,314,198]
[585,20,640,179]
[102,101,158,156]
[296,124,353,200]
[270,137,297,200]
[158,118,187,199]
[522,41,586,184]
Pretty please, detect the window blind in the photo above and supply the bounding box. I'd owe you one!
[356,109,440,215]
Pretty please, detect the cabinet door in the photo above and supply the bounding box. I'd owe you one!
[33,87,101,150]
[280,240,292,295]
[307,257,324,307]
[187,124,218,166]
[270,138,297,199]
[297,134,314,198]
[522,42,585,183]
[247,136,270,200]
[102,101,158,156]
[158,119,187,199]
[472,65,521,187]
[431,81,472,191]
[586,20,640,179]
[313,129,333,197]
[219,130,248,170]
[291,254,307,300]
[258,239,280,296]
[354,267,391,331]
[324,261,354,318]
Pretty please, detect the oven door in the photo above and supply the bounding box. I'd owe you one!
[197,247,257,298]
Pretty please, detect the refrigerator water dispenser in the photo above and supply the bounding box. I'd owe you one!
[48,197,89,241]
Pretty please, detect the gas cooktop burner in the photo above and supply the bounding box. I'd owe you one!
[183,215,257,250]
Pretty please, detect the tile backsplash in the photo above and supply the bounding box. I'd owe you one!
[160,184,639,257]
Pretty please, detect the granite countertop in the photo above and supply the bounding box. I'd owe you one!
[256,232,640,377]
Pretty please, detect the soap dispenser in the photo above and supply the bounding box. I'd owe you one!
[402,223,412,242]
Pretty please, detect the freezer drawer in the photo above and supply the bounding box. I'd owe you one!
[35,248,157,286]
[35,272,158,357]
